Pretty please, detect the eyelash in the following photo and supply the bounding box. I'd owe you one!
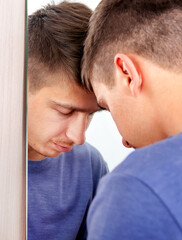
[57,110,95,117]
[57,110,73,116]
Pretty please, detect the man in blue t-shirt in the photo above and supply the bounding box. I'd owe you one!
[28,2,108,239]
[81,0,182,239]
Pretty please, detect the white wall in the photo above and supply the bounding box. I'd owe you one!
[28,0,100,13]
[28,0,133,170]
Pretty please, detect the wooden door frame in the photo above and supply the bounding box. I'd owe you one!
[0,0,27,238]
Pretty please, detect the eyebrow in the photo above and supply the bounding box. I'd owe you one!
[50,100,103,113]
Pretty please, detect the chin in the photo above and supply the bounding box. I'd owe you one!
[43,150,62,158]
[37,147,63,159]
[29,142,64,160]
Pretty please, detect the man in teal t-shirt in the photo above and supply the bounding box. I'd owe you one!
[28,2,108,239]
[81,0,182,239]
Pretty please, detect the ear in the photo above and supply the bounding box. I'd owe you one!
[114,54,142,96]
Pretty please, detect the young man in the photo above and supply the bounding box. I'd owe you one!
[27,2,108,240]
[82,0,182,239]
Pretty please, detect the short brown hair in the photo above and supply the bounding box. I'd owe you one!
[82,0,182,91]
[28,1,92,92]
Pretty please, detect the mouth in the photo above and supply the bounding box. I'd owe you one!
[54,143,73,152]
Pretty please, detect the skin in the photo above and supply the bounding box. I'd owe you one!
[91,54,182,149]
[28,71,100,161]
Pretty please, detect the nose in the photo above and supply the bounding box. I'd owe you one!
[122,138,133,148]
[66,114,88,145]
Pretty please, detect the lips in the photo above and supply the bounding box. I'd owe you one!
[54,143,73,152]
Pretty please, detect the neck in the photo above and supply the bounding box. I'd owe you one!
[153,70,182,137]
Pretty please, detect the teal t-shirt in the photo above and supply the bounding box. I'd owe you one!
[28,143,108,240]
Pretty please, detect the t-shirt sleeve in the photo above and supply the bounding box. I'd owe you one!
[87,174,181,240]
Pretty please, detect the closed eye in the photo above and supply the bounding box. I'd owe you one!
[57,109,73,116]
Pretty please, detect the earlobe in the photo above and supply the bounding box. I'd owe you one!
[114,54,142,96]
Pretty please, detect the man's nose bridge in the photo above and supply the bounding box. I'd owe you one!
[74,113,87,135]
[67,113,87,143]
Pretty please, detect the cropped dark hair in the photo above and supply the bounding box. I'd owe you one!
[82,0,182,90]
[28,1,92,92]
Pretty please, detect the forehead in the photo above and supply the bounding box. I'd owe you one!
[28,63,79,92]
[32,77,99,112]
[91,81,109,105]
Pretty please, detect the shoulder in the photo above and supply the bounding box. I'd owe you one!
[112,133,182,186]
[87,134,182,239]
[72,142,108,172]
[87,173,182,240]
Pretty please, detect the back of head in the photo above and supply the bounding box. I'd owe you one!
[28,1,92,93]
[82,0,182,90]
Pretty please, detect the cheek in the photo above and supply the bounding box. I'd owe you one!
[28,105,68,141]
[111,108,131,136]
[110,104,123,124]
[29,114,68,140]
[114,117,125,136]
[45,113,70,138]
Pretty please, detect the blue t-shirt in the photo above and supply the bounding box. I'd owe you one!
[28,143,108,240]
[87,133,182,240]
